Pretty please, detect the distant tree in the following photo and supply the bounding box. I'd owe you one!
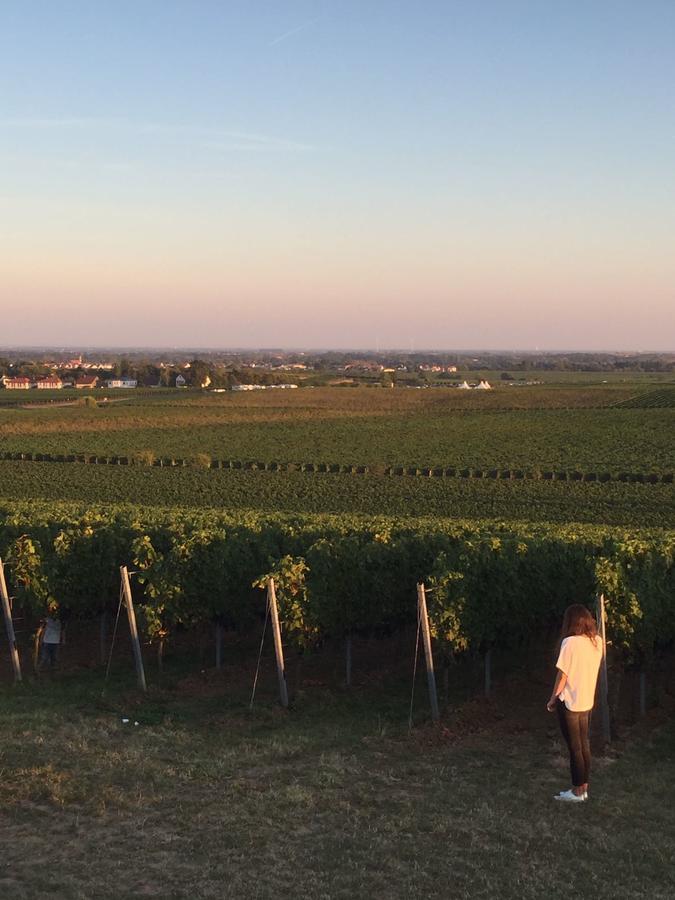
[115,356,133,378]
[188,359,211,388]
[500,372,512,381]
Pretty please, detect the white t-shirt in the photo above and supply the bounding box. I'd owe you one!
[43,617,62,645]
[556,635,603,712]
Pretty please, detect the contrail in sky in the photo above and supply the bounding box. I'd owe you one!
[268,16,322,47]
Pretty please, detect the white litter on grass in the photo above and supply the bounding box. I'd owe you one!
[134,721,139,726]
[121,718,130,724]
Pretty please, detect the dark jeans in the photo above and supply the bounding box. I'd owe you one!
[557,699,592,787]
[40,642,59,668]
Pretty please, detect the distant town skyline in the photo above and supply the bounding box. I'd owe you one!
[2,2,674,351]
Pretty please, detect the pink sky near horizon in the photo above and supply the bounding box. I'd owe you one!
[4,199,673,350]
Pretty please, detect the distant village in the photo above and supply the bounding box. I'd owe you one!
[0,352,498,393]
[0,349,671,395]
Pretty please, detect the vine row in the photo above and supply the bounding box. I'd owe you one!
[1,451,671,486]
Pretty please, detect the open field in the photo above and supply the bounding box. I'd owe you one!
[1,661,674,900]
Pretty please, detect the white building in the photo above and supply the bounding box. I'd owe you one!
[231,383,298,392]
[106,379,138,389]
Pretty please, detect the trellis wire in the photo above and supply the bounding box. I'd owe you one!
[408,602,422,731]
[103,581,125,687]
[249,594,271,710]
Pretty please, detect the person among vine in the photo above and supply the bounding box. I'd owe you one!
[547,604,603,802]
[38,603,65,671]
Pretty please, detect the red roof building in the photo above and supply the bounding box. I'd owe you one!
[74,375,98,389]
[2,377,32,390]
[36,376,63,390]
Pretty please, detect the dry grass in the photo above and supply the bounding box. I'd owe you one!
[0,666,673,900]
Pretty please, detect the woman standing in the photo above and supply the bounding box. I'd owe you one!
[546,604,604,802]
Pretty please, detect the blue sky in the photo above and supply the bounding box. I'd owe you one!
[1,1,674,349]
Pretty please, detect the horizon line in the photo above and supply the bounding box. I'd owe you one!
[0,345,672,356]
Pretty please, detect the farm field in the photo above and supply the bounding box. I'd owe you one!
[1,667,674,900]
[1,381,673,526]
[0,385,673,474]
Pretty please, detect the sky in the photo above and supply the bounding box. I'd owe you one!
[1,0,674,351]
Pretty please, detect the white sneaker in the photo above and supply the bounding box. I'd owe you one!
[555,789,586,802]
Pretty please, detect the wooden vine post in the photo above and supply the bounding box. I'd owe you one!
[120,566,147,692]
[417,583,440,722]
[268,579,289,708]
[0,558,22,683]
[596,593,611,745]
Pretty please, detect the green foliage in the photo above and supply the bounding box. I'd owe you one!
[254,556,316,650]
[0,500,672,662]
[615,388,675,409]
[427,536,598,656]
[4,534,52,613]
[1,389,672,474]
[0,461,672,527]
[179,527,266,630]
[132,532,186,642]
[595,537,675,664]
[51,520,125,616]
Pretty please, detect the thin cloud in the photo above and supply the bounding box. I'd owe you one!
[269,16,322,47]
[0,117,314,153]
[203,131,314,153]
[0,116,125,129]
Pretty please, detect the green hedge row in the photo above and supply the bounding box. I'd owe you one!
[1,501,672,664]
[0,451,672,484]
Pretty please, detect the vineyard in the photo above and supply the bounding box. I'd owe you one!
[1,502,673,673]
[614,387,675,408]
[1,392,673,473]
[0,460,673,526]
[1,381,673,688]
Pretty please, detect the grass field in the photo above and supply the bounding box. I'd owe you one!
[1,662,674,900]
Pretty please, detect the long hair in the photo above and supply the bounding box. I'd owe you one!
[561,604,598,646]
